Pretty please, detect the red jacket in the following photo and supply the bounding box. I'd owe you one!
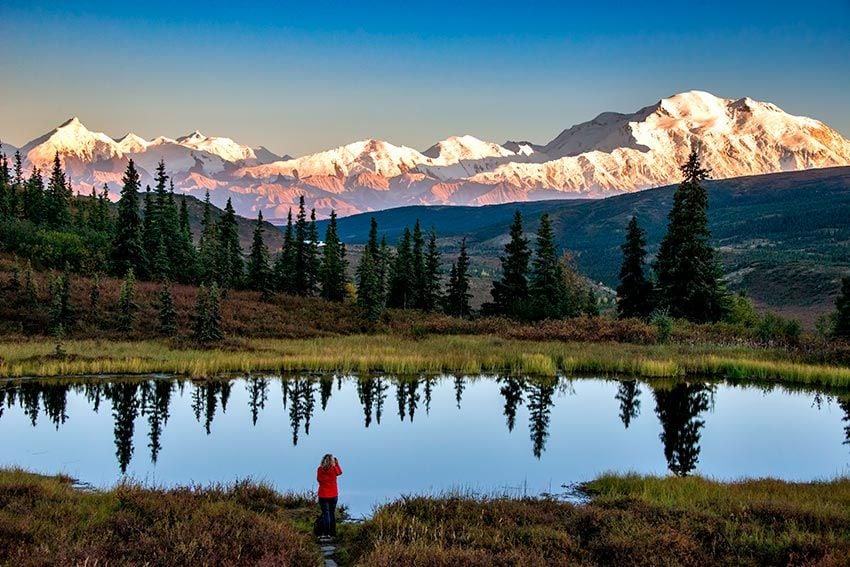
[317,463,342,498]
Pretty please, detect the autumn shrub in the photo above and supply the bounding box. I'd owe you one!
[0,469,319,567]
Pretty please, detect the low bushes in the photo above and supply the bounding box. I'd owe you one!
[0,469,319,567]
[349,476,850,566]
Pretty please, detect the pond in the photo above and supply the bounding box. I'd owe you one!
[2,375,850,517]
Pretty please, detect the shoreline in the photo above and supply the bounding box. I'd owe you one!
[1,334,849,388]
[3,468,849,566]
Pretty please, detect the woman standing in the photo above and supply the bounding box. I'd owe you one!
[317,453,342,540]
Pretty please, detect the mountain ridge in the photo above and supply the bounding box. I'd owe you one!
[4,90,850,221]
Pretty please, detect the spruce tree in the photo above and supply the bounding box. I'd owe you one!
[215,198,242,289]
[89,184,112,234]
[411,220,427,308]
[157,283,178,336]
[176,195,198,284]
[274,208,296,293]
[445,238,471,318]
[198,192,218,283]
[377,235,390,307]
[48,270,73,333]
[142,185,168,280]
[43,152,71,228]
[246,211,272,295]
[617,216,654,319]
[306,208,321,295]
[23,261,38,307]
[421,228,442,311]
[0,151,8,219]
[117,268,138,333]
[292,196,311,295]
[655,150,728,322]
[89,272,101,320]
[110,160,146,278]
[22,167,44,223]
[193,282,223,343]
[320,210,348,302]
[356,246,383,321]
[388,228,415,309]
[834,277,850,339]
[6,151,23,218]
[529,213,567,320]
[487,210,530,317]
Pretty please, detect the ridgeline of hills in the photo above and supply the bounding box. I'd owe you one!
[322,166,850,323]
[5,91,850,221]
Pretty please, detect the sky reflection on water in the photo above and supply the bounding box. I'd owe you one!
[2,375,849,516]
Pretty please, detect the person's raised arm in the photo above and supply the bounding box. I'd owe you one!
[334,458,342,476]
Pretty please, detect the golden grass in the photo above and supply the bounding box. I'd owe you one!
[0,335,849,388]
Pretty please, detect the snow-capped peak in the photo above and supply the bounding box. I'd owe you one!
[236,138,431,180]
[175,130,258,162]
[19,116,122,168]
[423,135,515,163]
[115,132,150,153]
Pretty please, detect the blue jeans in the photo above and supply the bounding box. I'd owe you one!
[319,496,337,536]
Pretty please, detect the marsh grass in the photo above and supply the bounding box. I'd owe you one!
[0,468,320,567]
[2,335,849,388]
[349,475,850,566]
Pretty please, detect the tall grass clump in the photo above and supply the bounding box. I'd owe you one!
[0,469,319,567]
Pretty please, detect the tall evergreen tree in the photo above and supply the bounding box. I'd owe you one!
[306,208,321,295]
[192,282,223,343]
[48,269,73,332]
[377,235,391,307]
[174,195,198,284]
[529,213,567,320]
[320,210,348,302]
[216,198,243,289]
[445,238,471,318]
[88,184,111,234]
[157,283,178,336]
[117,268,138,333]
[487,210,530,317]
[291,196,315,295]
[22,167,45,223]
[420,228,442,311]
[157,172,182,279]
[388,227,415,309]
[197,192,218,283]
[411,220,427,308]
[274,208,296,293]
[246,211,272,295]
[110,160,146,277]
[655,150,728,322]
[834,277,850,338]
[43,152,71,228]
[356,246,383,321]
[0,151,9,219]
[617,216,654,319]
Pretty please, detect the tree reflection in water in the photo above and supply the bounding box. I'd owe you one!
[616,380,641,429]
[653,382,714,476]
[2,376,843,477]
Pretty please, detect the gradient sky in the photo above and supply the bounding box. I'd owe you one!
[2,0,849,157]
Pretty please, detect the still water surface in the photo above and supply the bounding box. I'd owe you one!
[2,375,849,516]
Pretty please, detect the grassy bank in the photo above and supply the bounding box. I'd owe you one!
[5,469,849,567]
[0,469,320,566]
[348,475,850,566]
[2,334,850,387]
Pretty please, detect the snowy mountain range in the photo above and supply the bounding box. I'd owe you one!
[4,91,850,221]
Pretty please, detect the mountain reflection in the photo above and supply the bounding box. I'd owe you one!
[0,376,846,476]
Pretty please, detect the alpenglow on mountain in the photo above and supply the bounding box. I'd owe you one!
[4,91,850,221]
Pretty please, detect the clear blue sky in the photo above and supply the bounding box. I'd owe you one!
[2,0,849,156]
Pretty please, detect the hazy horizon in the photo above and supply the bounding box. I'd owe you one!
[2,0,849,156]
